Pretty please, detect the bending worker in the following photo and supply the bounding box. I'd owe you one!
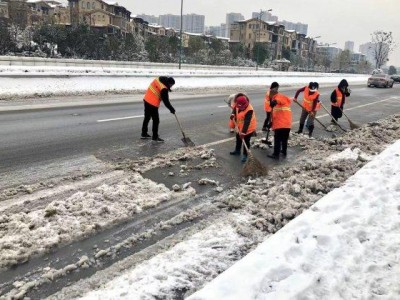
[229,94,257,163]
[141,76,176,142]
[293,82,321,137]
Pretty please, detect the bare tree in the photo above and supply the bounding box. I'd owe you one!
[371,31,396,69]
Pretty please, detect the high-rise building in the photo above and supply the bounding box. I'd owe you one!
[136,14,159,25]
[252,10,277,22]
[359,42,380,66]
[345,41,354,52]
[182,13,205,34]
[279,20,308,35]
[159,14,180,29]
[225,12,244,37]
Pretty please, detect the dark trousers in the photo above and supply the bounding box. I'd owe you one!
[141,101,160,138]
[235,133,252,156]
[273,128,291,156]
[331,106,343,122]
[262,112,271,128]
[299,109,316,127]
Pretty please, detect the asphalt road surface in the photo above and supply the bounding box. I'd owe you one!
[1,84,399,178]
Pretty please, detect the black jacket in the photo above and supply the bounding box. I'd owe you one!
[158,76,175,113]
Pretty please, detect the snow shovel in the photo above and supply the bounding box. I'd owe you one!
[293,100,328,131]
[232,119,268,177]
[261,127,273,148]
[320,102,347,132]
[174,113,195,147]
[339,107,360,130]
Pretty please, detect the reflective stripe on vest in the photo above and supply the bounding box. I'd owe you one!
[272,93,292,130]
[144,78,167,107]
[331,88,343,107]
[302,87,320,112]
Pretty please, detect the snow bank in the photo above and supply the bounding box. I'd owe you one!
[189,140,400,299]
[0,66,369,100]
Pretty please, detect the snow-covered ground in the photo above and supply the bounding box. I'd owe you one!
[0,66,395,300]
[19,115,394,300]
[0,66,369,100]
[189,141,400,300]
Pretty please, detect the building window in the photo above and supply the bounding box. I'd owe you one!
[92,2,95,9]
[81,1,85,8]
[87,2,90,9]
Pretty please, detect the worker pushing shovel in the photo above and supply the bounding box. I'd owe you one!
[320,102,347,132]
[229,94,268,176]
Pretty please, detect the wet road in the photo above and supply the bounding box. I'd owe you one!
[0,84,399,177]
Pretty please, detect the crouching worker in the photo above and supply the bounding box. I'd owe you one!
[229,94,257,163]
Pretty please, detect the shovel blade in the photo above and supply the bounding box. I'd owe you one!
[182,137,195,147]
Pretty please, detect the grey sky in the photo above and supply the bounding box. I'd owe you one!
[114,0,400,66]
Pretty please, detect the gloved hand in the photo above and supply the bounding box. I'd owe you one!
[293,98,298,102]
[270,100,278,107]
[239,132,246,139]
[230,114,235,120]
[170,108,176,114]
[309,111,315,117]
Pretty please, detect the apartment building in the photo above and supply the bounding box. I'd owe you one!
[159,14,180,30]
[225,12,244,38]
[230,18,288,60]
[68,0,131,35]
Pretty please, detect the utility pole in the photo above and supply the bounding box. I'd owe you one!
[178,0,183,69]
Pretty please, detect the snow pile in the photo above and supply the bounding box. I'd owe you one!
[189,140,400,300]
[45,115,400,300]
[0,66,369,100]
[0,148,217,270]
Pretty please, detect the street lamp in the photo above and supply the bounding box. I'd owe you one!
[178,0,183,69]
[307,35,321,71]
[256,9,272,71]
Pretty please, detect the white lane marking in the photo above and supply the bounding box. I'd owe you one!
[218,105,228,108]
[97,115,144,123]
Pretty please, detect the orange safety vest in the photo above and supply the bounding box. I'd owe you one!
[302,87,320,112]
[271,93,292,130]
[331,88,343,107]
[264,91,272,112]
[236,104,257,135]
[143,78,167,107]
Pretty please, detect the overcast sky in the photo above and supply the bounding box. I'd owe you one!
[112,0,400,66]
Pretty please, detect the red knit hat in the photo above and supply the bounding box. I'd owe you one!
[236,96,249,109]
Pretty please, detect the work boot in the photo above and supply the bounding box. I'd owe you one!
[141,133,151,139]
[267,153,279,160]
[152,137,165,142]
[296,123,304,134]
[230,150,240,155]
[241,155,248,162]
[308,125,314,137]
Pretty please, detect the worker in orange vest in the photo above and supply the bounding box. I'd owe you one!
[141,76,176,142]
[293,82,321,137]
[229,94,257,163]
[267,82,292,160]
[331,79,351,124]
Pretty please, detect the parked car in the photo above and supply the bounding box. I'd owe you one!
[367,74,394,88]
[391,75,400,83]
